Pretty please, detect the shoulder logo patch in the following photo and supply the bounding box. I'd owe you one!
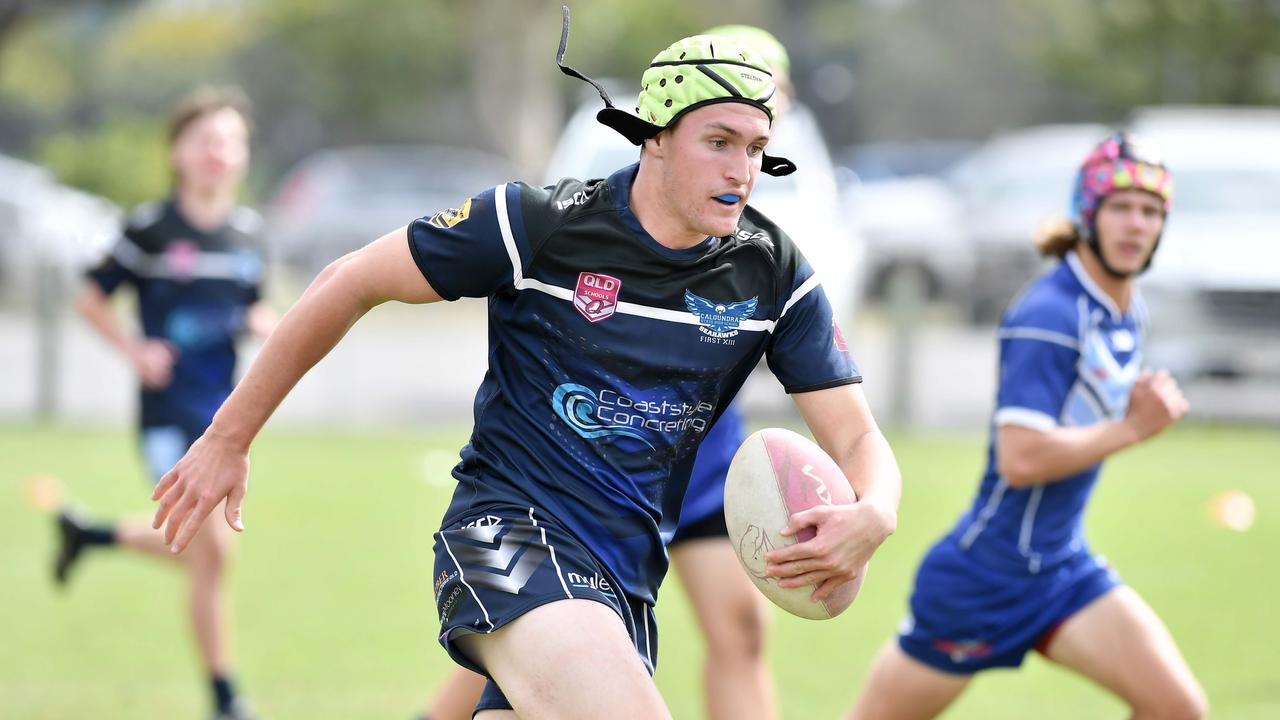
[685,290,757,344]
[575,272,621,322]
[427,198,472,229]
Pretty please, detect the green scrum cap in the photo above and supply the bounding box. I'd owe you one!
[555,7,795,176]
[703,24,790,78]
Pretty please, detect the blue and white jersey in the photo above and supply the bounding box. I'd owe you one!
[409,164,860,604]
[86,200,265,435]
[951,251,1145,574]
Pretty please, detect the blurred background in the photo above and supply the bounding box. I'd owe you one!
[1,1,1277,718]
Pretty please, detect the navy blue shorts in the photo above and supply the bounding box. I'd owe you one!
[897,536,1122,674]
[432,505,658,713]
[669,402,743,545]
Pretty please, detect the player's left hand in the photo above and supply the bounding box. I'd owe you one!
[764,499,896,602]
[150,429,250,553]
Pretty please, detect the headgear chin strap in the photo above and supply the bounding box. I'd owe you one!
[554,6,796,177]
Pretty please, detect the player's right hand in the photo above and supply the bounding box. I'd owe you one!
[1124,369,1189,441]
[129,339,177,389]
[151,430,249,553]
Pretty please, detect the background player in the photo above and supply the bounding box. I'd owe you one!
[150,27,900,720]
[54,86,275,720]
[848,133,1206,720]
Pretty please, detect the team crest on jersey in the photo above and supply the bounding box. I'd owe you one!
[165,239,201,282]
[426,198,472,229]
[685,290,757,344]
[574,272,621,322]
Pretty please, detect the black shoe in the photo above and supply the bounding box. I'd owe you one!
[53,508,88,587]
[212,699,260,720]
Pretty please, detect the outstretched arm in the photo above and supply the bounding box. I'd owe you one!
[152,226,439,551]
[765,383,900,601]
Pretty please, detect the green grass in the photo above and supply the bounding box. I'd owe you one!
[2,422,1277,719]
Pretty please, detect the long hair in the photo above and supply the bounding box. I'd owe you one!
[1034,216,1079,259]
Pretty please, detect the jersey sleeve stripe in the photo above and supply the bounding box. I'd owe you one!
[494,182,523,287]
[996,327,1080,350]
[993,406,1058,432]
[779,272,822,320]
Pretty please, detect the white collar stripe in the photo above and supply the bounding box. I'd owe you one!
[1066,251,1123,322]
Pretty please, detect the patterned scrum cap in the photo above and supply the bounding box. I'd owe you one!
[1071,132,1174,232]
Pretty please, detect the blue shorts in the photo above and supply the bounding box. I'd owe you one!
[898,536,1122,674]
[671,402,745,544]
[139,425,199,484]
[432,505,658,713]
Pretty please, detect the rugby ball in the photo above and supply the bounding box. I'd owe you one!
[724,428,864,620]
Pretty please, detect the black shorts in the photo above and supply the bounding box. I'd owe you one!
[668,508,729,546]
[432,504,658,713]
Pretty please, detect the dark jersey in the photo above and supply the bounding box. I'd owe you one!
[86,200,265,435]
[409,164,860,604]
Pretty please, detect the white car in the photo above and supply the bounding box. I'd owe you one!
[0,152,119,303]
[946,123,1111,322]
[1128,106,1280,378]
[543,97,865,327]
[267,144,516,275]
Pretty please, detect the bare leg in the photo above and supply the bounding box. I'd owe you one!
[423,667,488,720]
[847,640,972,720]
[456,599,670,720]
[1044,586,1206,720]
[185,514,234,675]
[115,515,185,562]
[671,537,776,720]
[111,506,235,675]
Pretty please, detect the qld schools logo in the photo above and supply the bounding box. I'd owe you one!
[684,290,757,340]
[575,272,621,322]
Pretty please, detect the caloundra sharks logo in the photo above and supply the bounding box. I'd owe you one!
[684,290,757,343]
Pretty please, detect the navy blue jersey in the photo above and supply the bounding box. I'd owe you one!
[950,252,1146,573]
[86,200,265,434]
[409,164,860,604]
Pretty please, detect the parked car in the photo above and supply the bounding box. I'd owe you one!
[266,144,517,274]
[543,97,866,326]
[946,123,1111,322]
[1128,106,1280,378]
[838,140,976,183]
[843,171,970,304]
[0,152,119,304]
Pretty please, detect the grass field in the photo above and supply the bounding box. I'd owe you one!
[2,422,1277,719]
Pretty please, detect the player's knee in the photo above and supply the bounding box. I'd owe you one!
[188,522,233,574]
[1137,681,1207,720]
[708,596,770,659]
